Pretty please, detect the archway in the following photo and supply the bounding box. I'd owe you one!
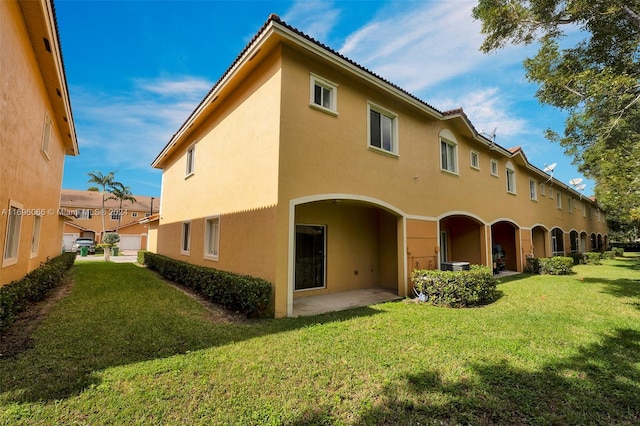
[439,214,485,267]
[491,221,519,272]
[569,230,579,253]
[532,225,549,258]
[551,227,565,256]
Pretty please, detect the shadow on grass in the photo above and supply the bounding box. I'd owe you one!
[0,263,383,403]
[349,328,640,425]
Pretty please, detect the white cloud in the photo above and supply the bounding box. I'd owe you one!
[70,76,212,169]
[281,0,341,42]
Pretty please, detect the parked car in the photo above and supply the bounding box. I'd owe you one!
[72,238,96,254]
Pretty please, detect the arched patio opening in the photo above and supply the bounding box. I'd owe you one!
[532,225,549,258]
[551,227,565,256]
[591,233,597,251]
[597,234,604,252]
[291,197,402,312]
[439,215,485,267]
[580,231,588,253]
[491,221,519,272]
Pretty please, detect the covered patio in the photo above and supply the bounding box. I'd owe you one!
[292,288,401,316]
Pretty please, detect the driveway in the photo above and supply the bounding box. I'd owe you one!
[74,252,138,264]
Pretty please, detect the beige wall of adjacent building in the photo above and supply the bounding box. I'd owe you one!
[1,0,78,286]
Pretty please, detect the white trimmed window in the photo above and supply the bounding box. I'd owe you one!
[540,183,546,196]
[31,215,42,257]
[470,150,480,170]
[506,162,516,194]
[185,144,195,177]
[131,212,138,218]
[556,193,563,209]
[529,179,537,200]
[76,209,92,219]
[549,188,554,199]
[368,103,398,155]
[3,201,23,267]
[110,211,122,221]
[583,203,587,218]
[490,159,499,176]
[204,216,220,261]
[41,112,52,158]
[181,221,191,254]
[309,74,337,114]
[568,197,573,213]
[438,130,459,174]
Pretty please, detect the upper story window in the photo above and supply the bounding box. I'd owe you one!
[309,74,338,114]
[368,102,398,155]
[439,129,458,174]
[185,143,195,177]
[506,161,516,194]
[582,202,587,218]
[556,192,563,209]
[540,183,546,196]
[76,209,92,219]
[131,212,138,218]
[529,179,537,200]
[110,211,122,221]
[41,112,53,158]
[549,188,554,199]
[470,150,480,170]
[568,197,573,213]
[490,159,499,176]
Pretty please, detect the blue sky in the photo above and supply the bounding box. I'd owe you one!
[55,0,591,198]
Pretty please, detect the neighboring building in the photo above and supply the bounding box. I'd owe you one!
[151,15,609,317]
[60,189,159,252]
[1,0,79,286]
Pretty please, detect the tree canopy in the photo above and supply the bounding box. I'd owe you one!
[472,0,640,237]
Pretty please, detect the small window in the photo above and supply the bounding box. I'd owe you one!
[204,216,220,261]
[506,162,516,194]
[549,188,554,199]
[3,202,23,267]
[568,197,573,213]
[490,159,499,176]
[582,203,587,218]
[368,103,398,155]
[309,74,338,114]
[145,213,152,218]
[110,211,122,221]
[76,209,92,219]
[41,112,52,158]
[181,221,191,254]
[529,179,537,200]
[185,144,195,177]
[440,139,458,173]
[131,212,138,218]
[31,215,42,257]
[470,151,480,170]
[540,183,546,196]
[556,193,562,209]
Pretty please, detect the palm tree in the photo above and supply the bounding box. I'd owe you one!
[87,170,115,241]
[108,182,137,233]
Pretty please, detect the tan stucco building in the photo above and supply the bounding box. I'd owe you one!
[1,0,79,286]
[60,189,160,251]
[152,15,608,317]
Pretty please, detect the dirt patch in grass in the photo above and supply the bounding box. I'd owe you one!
[0,274,74,359]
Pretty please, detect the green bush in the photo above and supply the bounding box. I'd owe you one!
[524,257,540,274]
[567,253,584,265]
[602,251,616,260]
[612,247,624,257]
[142,252,272,317]
[583,252,602,265]
[539,257,574,275]
[0,252,76,331]
[137,250,147,265]
[411,265,497,308]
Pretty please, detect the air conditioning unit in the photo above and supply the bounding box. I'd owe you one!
[440,261,470,271]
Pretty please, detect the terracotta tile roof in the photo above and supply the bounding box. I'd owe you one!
[60,189,159,213]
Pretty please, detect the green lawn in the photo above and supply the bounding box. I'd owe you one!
[1,257,639,425]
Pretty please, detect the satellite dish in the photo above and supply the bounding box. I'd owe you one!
[543,163,557,173]
[569,177,584,186]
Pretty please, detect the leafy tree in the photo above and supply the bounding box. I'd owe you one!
[87,170,115,240]
[108,182,136,233]
[472,0,640,229]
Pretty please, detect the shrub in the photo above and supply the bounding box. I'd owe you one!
[143,252,272,317]
[0,252,76,331]
[583,252,602,265]
[539,257,574,275]
[411,265,497,308]
[567,253,584,265]
[612,247,624,257]
[602,251,616,260]
[524,257,540,274]
[137,250,147,265]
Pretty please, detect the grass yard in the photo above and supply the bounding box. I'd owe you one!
[1,256,639,425]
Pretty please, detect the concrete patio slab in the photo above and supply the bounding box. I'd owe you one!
[293,288,402,317]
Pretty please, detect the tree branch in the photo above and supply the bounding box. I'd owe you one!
[622,6,640,30]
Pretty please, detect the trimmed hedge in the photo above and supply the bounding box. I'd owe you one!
[583,252,602,265]
[0,252,76,332]
[539,256,574,275]
[142,252,272,317]
[411,265,497,308]
[137,249,147,265]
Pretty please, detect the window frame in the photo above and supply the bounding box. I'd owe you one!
[41,111,53,159]
[30,215,42,257]
[529,178,538,200]
[470,150,480,170]
[556,192,563,209]
[3,200,23,267]
[506,162,516,194]
[309,73,338,115]
[540,183,546,196]
[490,159,499,177]
[76,209,92,219]
[568,197,573,213]
[185,143,196,178]
[204,215,220,261]
[181,221,191,255]
[440,138,458,174]
[367,102,398,156]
